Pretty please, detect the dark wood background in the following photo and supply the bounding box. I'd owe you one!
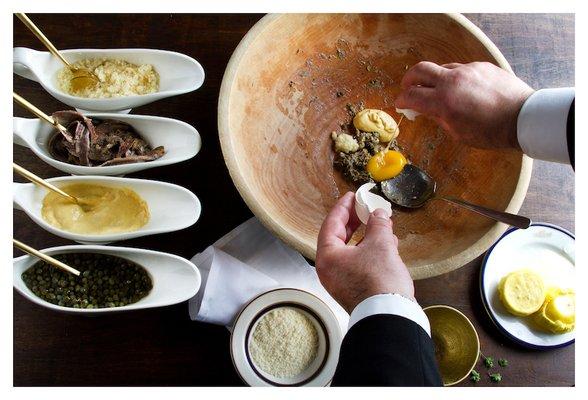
[13,14,574,386]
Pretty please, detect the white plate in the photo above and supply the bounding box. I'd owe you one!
[480,223,575,349]
[230,288,343,386]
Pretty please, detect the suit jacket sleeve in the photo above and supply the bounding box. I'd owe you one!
[331,314,443,386]
[517,87,575,165]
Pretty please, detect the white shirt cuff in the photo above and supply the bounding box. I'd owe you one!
[348,293,431,337]
[517,87,574,164]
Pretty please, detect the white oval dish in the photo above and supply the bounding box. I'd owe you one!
[13,114,201,176]
[480,223,575,349]
[13,244,201,314]
[231,288,343,387]
[13,175,201,244]
[13,47,205,112]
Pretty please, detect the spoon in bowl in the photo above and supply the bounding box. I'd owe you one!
[13,92,69,137]
[15,13,99,92]
[380,164,531,229]
[13,239,80,276]
[12,162,94,211]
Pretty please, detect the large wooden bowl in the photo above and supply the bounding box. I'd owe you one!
[218,14,532,279]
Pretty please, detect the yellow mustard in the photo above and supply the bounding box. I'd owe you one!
[42,183,149,235]
[353,109,399,142]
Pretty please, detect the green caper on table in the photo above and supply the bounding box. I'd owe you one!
[21,253,153,309]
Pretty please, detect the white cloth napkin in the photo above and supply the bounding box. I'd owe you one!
[188,217,349,331]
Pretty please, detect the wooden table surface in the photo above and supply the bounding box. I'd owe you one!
[13,13,575,387]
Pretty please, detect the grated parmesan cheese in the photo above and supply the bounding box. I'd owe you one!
[249,307,319,378]
[57,58,159,98]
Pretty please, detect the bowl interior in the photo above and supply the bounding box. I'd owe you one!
[220,14,529,278]
[13,246,201,314]
[424,305,480,386]
[246,305,328,385]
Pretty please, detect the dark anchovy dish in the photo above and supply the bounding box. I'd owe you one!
[48,110,165,167]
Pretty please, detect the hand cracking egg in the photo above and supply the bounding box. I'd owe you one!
[354,182,392,225]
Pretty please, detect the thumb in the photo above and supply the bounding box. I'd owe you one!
[362,209,394,245]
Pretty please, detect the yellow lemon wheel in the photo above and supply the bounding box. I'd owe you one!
[498,270,545,316]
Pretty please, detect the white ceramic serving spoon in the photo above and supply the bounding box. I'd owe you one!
[14,244,201,314]
[14,114,201,176]
[13,47,205,112]
[13,175,201,244]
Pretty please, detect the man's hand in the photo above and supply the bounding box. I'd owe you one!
[395,61,534,149]
[315,192,414,314]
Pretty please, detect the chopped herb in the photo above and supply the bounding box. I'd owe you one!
[470,369,481,383]
[489,373,502,383]
[498,358,509,367]
[483,356,494,368]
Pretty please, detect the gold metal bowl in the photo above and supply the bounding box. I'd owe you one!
[424,305,480,386]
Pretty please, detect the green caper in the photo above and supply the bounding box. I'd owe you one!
[21,253,153,310]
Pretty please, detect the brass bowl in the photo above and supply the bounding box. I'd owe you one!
[424,305,480,386]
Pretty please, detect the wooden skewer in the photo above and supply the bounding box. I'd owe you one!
[15,13,73,68]
[13,239,80,276]
[13,92,68,135]
[15,13,99,89]
[13,162,79,205]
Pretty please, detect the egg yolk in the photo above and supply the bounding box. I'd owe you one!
[366,150,407,182]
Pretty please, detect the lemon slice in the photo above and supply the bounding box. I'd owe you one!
[498,270,545,316]
[534,289,575,334]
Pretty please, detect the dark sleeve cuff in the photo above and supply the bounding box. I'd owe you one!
[331,314,442,386]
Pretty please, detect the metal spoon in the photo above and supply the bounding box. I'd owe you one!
[16,13,99,92]
[380,164,531,229]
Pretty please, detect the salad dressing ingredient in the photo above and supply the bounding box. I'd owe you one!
[249,307,319,378]
[353,109,399,142]
[534,288,575,333]
[22,252,152,309]
[498,269,545,316]
[366,150,407,181]
[57,58,159,98]
[41,183,149,235]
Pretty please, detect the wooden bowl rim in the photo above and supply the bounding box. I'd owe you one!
[218,13,533,279]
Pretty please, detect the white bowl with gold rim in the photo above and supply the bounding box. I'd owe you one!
[230,288,343,387]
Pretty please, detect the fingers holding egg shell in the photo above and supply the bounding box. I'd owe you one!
[395,107,421,121]
[354,182,393,225]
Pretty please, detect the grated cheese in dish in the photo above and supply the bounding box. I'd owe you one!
[249,307,319,379]
[57,58,159,98]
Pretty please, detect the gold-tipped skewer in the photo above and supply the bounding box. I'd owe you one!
[13,92,69,136]
[13,239,80,276]
[15,13,99,91]
[13,162,80,205]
